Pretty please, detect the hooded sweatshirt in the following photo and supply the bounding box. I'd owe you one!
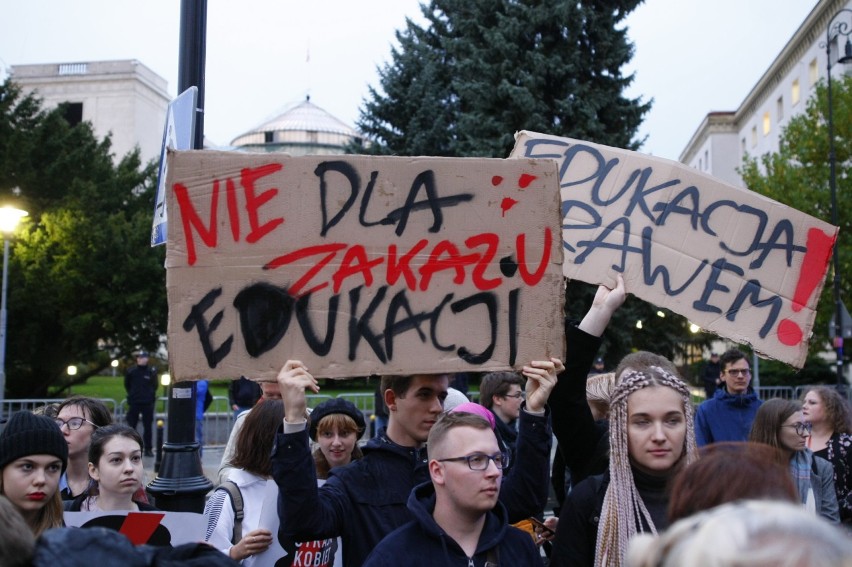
[362,481,542,566]
[694,387,763,446]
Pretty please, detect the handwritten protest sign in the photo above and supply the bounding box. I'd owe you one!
[510,131,837,368]
[165,151,565,380]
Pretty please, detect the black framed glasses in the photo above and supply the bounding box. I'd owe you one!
[54,417,98,431]
[725,368,751,377]
[437,452,509,471]
[501,391,525,399]
[781,422,812,436]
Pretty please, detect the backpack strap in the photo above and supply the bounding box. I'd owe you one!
[217,480,244,545]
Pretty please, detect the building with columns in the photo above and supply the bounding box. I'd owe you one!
[10,59,170,165]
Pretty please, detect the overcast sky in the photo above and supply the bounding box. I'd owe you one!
[0,0,818,161]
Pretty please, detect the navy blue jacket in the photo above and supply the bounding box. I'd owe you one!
[273,407,551,567]
[363,481,542,566]
[694,387,763,446]
[124,364,158,405]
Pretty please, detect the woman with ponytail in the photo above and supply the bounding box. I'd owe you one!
[551,361,698,567]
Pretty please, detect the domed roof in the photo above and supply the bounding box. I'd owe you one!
[231,96,358,146]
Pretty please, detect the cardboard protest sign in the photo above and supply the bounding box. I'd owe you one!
[510,131,838,368]
[165,151,565,380]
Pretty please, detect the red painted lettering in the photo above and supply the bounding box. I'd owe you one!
[386,240,428,290]
[265,243,347,296]
[241,164,284,244]
[174,181,220,266]
[465,233,501,291]
[517,228,552,286]
[332,245,384,293]
[418,240,478,291]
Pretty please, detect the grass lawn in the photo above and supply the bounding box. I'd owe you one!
[61,376,375,403]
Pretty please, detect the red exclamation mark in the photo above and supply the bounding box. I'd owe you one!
[777,227,836,346]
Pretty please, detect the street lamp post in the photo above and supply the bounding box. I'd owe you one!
[0,206,28,419]
[825,9,852,388]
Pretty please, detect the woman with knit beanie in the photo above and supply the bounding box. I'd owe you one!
[550,362,698,567]
[0,411,68,536]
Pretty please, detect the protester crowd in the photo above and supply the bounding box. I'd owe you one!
[1,276,851,566]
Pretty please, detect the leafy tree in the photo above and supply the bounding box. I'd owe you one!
[740,76,852,359]
[0,79,166,397]
[356,0,713,362]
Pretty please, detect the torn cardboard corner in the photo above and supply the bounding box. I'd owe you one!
[165,151,566,381]
[510,130,838,368]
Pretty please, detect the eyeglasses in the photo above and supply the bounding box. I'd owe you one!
[54,417,98,431]
[725,368,751,377]
[437,452,510,471]
[781,422,812,436]
[501,392,525,400]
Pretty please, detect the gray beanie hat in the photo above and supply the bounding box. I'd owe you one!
[0,411,68,473]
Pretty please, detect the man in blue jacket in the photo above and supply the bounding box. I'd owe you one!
[363,411,542,566]
[694,348,763,446]
[272,358,558,567]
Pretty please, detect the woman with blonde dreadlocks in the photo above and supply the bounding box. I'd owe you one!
[550,362,698,567]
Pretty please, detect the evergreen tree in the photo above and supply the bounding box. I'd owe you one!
[355,0,714,368]
[741,76,852,356]
[0,79,166,397]
[356,0,650,158]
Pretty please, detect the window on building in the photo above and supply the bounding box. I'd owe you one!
[264,131,273,143]
[704,150,709,170]
[60,102,83,127]
[777,96,784,121]
[809,58,818,86]
[792,79,800,105]
[751,125,758,147]
[741,137,747,153]
[698,158,703,170]
[762,112,771,136]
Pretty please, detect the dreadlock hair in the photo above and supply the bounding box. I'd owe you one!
[594,366,698,567]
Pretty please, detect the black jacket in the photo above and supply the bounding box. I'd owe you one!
[33,526,238,566]
[273,406,552,567]
[124,364,158,405]
[550,468,670,567]
[363,481,542,566]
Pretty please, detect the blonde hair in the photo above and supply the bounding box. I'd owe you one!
[626,500,852,567]
[595,366,698,567]
[0,473,64,536]
[587,372,615,418]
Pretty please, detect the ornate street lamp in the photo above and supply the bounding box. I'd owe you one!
[0,206,28,418]
[825,9,852,387]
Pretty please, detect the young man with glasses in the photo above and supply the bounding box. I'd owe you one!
[273,358,558,566]
[479,371,525,464]
[362,411,542,566]
[694,348,763,446]
[54,396,112,500]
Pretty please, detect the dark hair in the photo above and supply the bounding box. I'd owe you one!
[58,396,113,428]
[478,372,523,410]
[613,351,679,385]
[667,442,797,522]
[88,424,142,465]
[748,398,802,457]
[802,386,852,435]
[719,349,748,372]
[379,374,451,401]
[232,399,283,476]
